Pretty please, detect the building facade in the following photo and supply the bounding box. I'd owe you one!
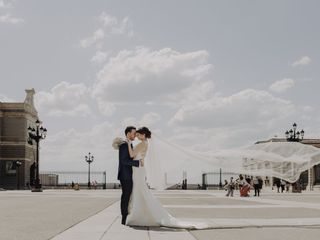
[256,138,320,190]
[0,89,38,190]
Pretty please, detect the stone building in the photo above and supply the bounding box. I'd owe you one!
[256,138,320,190]
[0,89,38,190]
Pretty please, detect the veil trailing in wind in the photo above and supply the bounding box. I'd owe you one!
[144,134,320,190]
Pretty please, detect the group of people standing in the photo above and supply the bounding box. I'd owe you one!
[274,179,291,193]
[224,174,263,197]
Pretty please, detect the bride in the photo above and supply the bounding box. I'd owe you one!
[125,127,210,229]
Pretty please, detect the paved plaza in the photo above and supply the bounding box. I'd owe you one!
[1,189,320,240]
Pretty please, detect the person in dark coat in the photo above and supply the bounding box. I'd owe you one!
[253,177,261,196]
[275,179,281,193]
[117,126,142,225]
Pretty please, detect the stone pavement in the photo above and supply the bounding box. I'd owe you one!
[0,190,119,240]
[1,189,320,240]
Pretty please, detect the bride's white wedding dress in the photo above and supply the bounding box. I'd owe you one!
[124,135,320,229]
[126,152,210,229]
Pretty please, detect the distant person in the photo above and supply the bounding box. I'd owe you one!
[294,180,302,193]
[223,179,228,191]
[258,177,263,193]
[253,177,260,196]
[92,181,97,190]
[275,179,281,193]
[280,179,286,193]
[299,179,303,191]
[226,177,235,197]
[265,176,270,187]
[182,180,185,189]
[285,181,290,192]
[249,176,253,185]
[237,175,243,189]
[237,174,250,197]
[71,181,75,189]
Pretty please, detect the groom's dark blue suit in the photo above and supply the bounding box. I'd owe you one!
[118,142,140,225]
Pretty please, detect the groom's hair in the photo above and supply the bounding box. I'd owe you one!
[125,126,136,135]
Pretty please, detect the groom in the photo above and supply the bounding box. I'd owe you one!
[118,126,142,225]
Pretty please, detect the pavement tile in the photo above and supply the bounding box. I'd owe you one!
[149,228,196,240]
[52,202,119,240]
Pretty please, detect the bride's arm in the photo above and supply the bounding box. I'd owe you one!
[138,144,147,166]
[127,142,143,158]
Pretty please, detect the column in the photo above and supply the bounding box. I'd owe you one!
[307,167,314,191]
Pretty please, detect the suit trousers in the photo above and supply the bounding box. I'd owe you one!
[120,179,133,218]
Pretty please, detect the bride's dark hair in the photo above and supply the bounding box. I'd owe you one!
[136,127,152,139]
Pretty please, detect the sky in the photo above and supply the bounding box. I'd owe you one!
[1,0,320,183]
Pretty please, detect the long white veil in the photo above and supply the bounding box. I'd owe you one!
[144,134,320,190]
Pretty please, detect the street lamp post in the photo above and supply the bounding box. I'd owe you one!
[16,161,22,190]
[27,119,47,192]
[219,168,222,189]
[103,171,107,189]
[285,123,306,191]
[85,153,94,189]
[285,123,304,142]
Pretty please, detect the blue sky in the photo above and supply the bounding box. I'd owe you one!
[1,0,319,181]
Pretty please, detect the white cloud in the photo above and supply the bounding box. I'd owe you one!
[111,17,134,37]
[167,86,320,151]
[302,105,314,113]
[140,112,162,126]
[0,0,13,8]
[170,89,296,129]
[98,12,134,37]
[35,81,91,117]
[168,126,262,151]
[98,12,118,27]
[121,112,162,129]
[168,80,215,107]
[41,121,122,181]
[96,100,116,116]
[80,13,134,49]
[0,94,14,102]
[291,56,312,67]
[92,47,213,115]
[80,28,105,48]
[269,78,295,93]
[90,50,109,64]
[0,13,24,24]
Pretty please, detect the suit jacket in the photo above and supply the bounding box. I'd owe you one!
[117,142,140,181]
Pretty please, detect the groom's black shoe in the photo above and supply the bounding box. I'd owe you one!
[121,215,127,225]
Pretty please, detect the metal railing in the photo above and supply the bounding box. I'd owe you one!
[39,171,107,189]
[202,171,240,189]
